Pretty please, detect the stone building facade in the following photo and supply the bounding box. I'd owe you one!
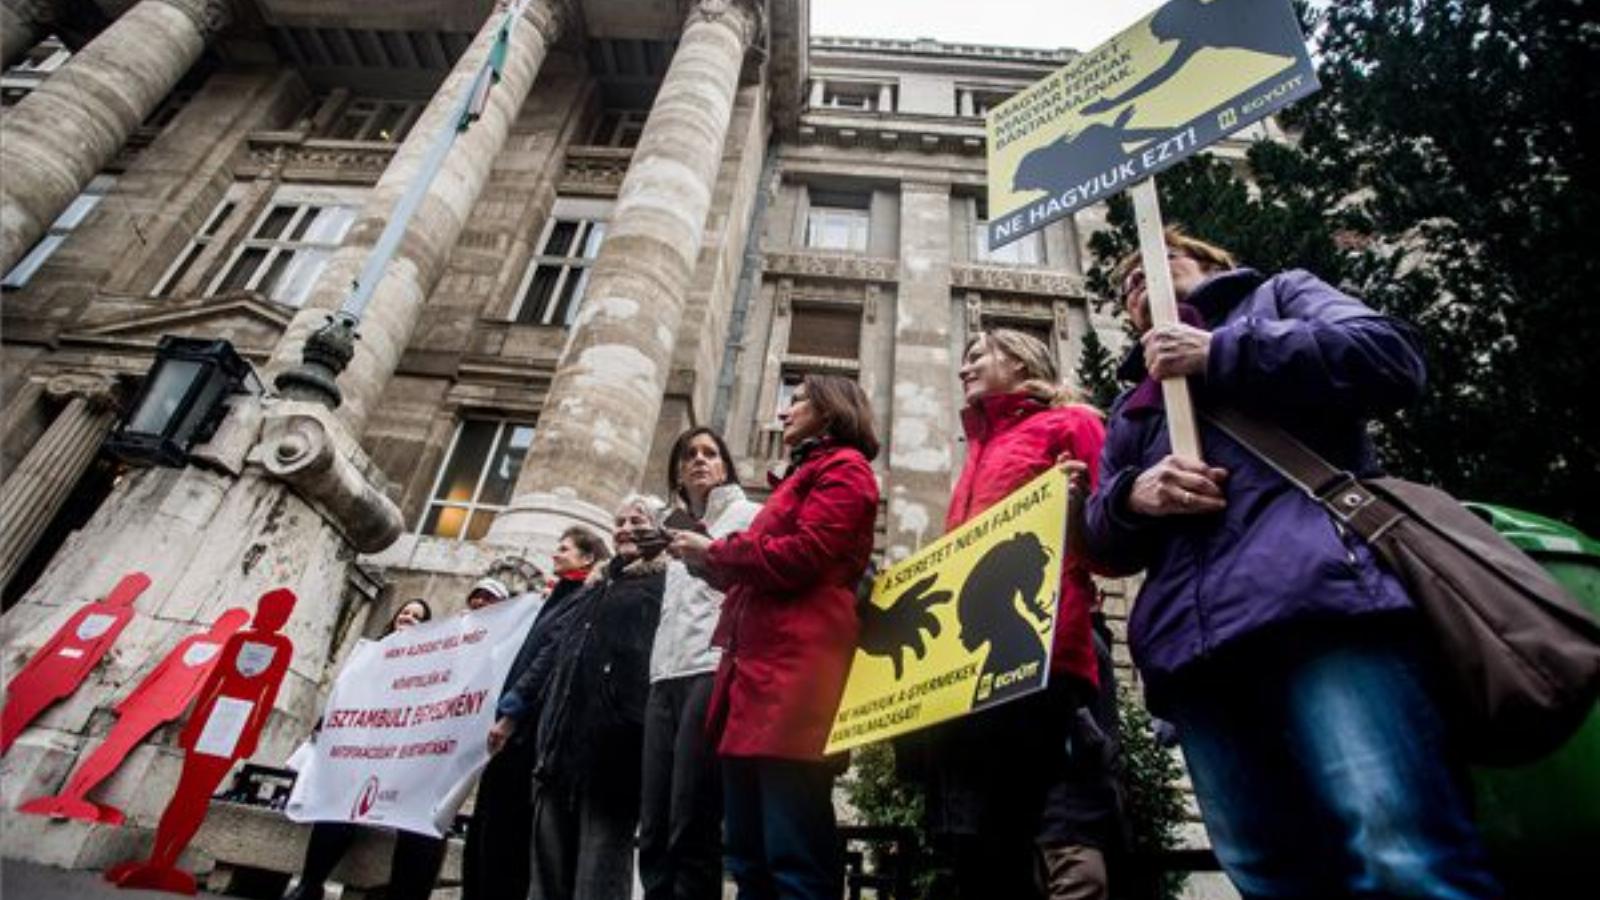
[0,0,1266,884]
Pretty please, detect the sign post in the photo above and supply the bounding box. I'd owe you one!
[1129,178,1201,459]
[983,0,1321,459]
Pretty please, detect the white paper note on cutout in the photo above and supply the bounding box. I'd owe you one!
[194,697,254,758]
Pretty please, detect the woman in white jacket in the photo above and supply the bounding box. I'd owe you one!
[640,427,761,900]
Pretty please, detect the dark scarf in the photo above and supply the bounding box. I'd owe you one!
[1122,302,1210,415]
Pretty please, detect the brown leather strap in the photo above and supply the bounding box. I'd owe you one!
[1203,407,1403,543]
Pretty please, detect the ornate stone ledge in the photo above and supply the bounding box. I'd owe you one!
[951,262,1087,298]
[239,133,398,184]
[763,250,898,285]
[797,110,986,156]
[558,145,632,197]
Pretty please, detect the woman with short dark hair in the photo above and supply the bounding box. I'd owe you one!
[670,374,880,900]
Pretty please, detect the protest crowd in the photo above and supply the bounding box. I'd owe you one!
[281,232,1518,900]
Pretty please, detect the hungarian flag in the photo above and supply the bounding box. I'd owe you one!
[459,4,516,131]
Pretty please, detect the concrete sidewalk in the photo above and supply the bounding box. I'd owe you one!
[1,858,231,900]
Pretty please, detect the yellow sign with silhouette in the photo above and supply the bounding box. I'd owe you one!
[825,469,1068,753]
[985,0,1319,248]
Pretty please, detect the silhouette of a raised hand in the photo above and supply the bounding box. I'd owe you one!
[858,575,952,679]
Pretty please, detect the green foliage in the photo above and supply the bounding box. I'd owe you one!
[1116,685,1187,900]
[1076,328,1123,412]
[1085,0,1600,533]
[844,742,923,831]
[842,742,950,898]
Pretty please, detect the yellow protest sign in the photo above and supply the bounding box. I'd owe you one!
[984,0,1319,248]
[825,468,1068,754]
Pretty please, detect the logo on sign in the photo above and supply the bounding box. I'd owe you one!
[351,776,381,820]
[1217,107,1239,130]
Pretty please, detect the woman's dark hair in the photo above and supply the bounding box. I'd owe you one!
[667,426,739,504]
[382,598,432,637]
[560,525,612,564]
[803,374,880,461]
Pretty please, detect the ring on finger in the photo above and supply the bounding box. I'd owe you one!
[1180,489,1193,505]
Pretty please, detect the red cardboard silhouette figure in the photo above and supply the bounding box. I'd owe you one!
[19,607,252,825]
[106,588,296,895]
[1,572,151,754]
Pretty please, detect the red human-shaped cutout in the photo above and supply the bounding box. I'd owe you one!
[107,588,296,895]
[1,572,151,754]
[19,607,252,825]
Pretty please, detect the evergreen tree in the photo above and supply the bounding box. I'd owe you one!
[1075,327,1123,412]
[1086,0,1600,533]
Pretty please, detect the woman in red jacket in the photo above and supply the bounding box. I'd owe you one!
[915,328,1112,899]
[669,374,880,900]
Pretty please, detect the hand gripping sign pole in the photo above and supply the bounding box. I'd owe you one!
[1129,178,1202,460]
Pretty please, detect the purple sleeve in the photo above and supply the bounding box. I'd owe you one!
[1206,272,1426,416]
[1082,404,1158,577]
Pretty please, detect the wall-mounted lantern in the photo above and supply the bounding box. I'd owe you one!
[106,337,253,467]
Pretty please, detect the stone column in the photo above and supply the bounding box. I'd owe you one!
[264,0,570,436]
[0,375,119,593]
[0,0,232,276]
[886,181,959,560]
[488,0,762,554]
[0,0,57,70]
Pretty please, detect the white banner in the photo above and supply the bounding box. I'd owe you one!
[285,597,540,836]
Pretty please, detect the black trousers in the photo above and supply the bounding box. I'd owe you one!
[528,776,641,900]
[463,737,536,900]
[294,820,446,900]
[638,674,723,900]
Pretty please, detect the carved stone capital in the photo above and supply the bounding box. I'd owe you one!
[154,0,232,39]
[686,0,763,48]
[514,0,575,46]
[44,372,122,411]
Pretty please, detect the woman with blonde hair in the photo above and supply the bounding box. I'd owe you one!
[905,327,1114,899]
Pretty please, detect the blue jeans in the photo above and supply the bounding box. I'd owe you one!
[721,757,841,900]
[1164,618,1501,899]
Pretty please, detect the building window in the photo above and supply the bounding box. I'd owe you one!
[1,37,70,106]
[590,109,647,148]
[419,419,536,541]
[2,175,115,290]
[982,316,1054,352]
[150,193,240,297]
[972,90,1013,117]
[773,370,861,425]
[207,186,364,306]
[974,222,1043,266]
[511,199,610,326]
[821,81,888,112]
[787,303,862,360]
[805,191,871,253]
[316,96,423,143]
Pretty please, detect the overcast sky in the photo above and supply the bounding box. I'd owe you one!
[811,0,1170,53]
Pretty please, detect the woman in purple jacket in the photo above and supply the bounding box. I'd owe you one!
[1083,229,1500,898]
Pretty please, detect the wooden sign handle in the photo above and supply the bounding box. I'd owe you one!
[1129,177,1203,462]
